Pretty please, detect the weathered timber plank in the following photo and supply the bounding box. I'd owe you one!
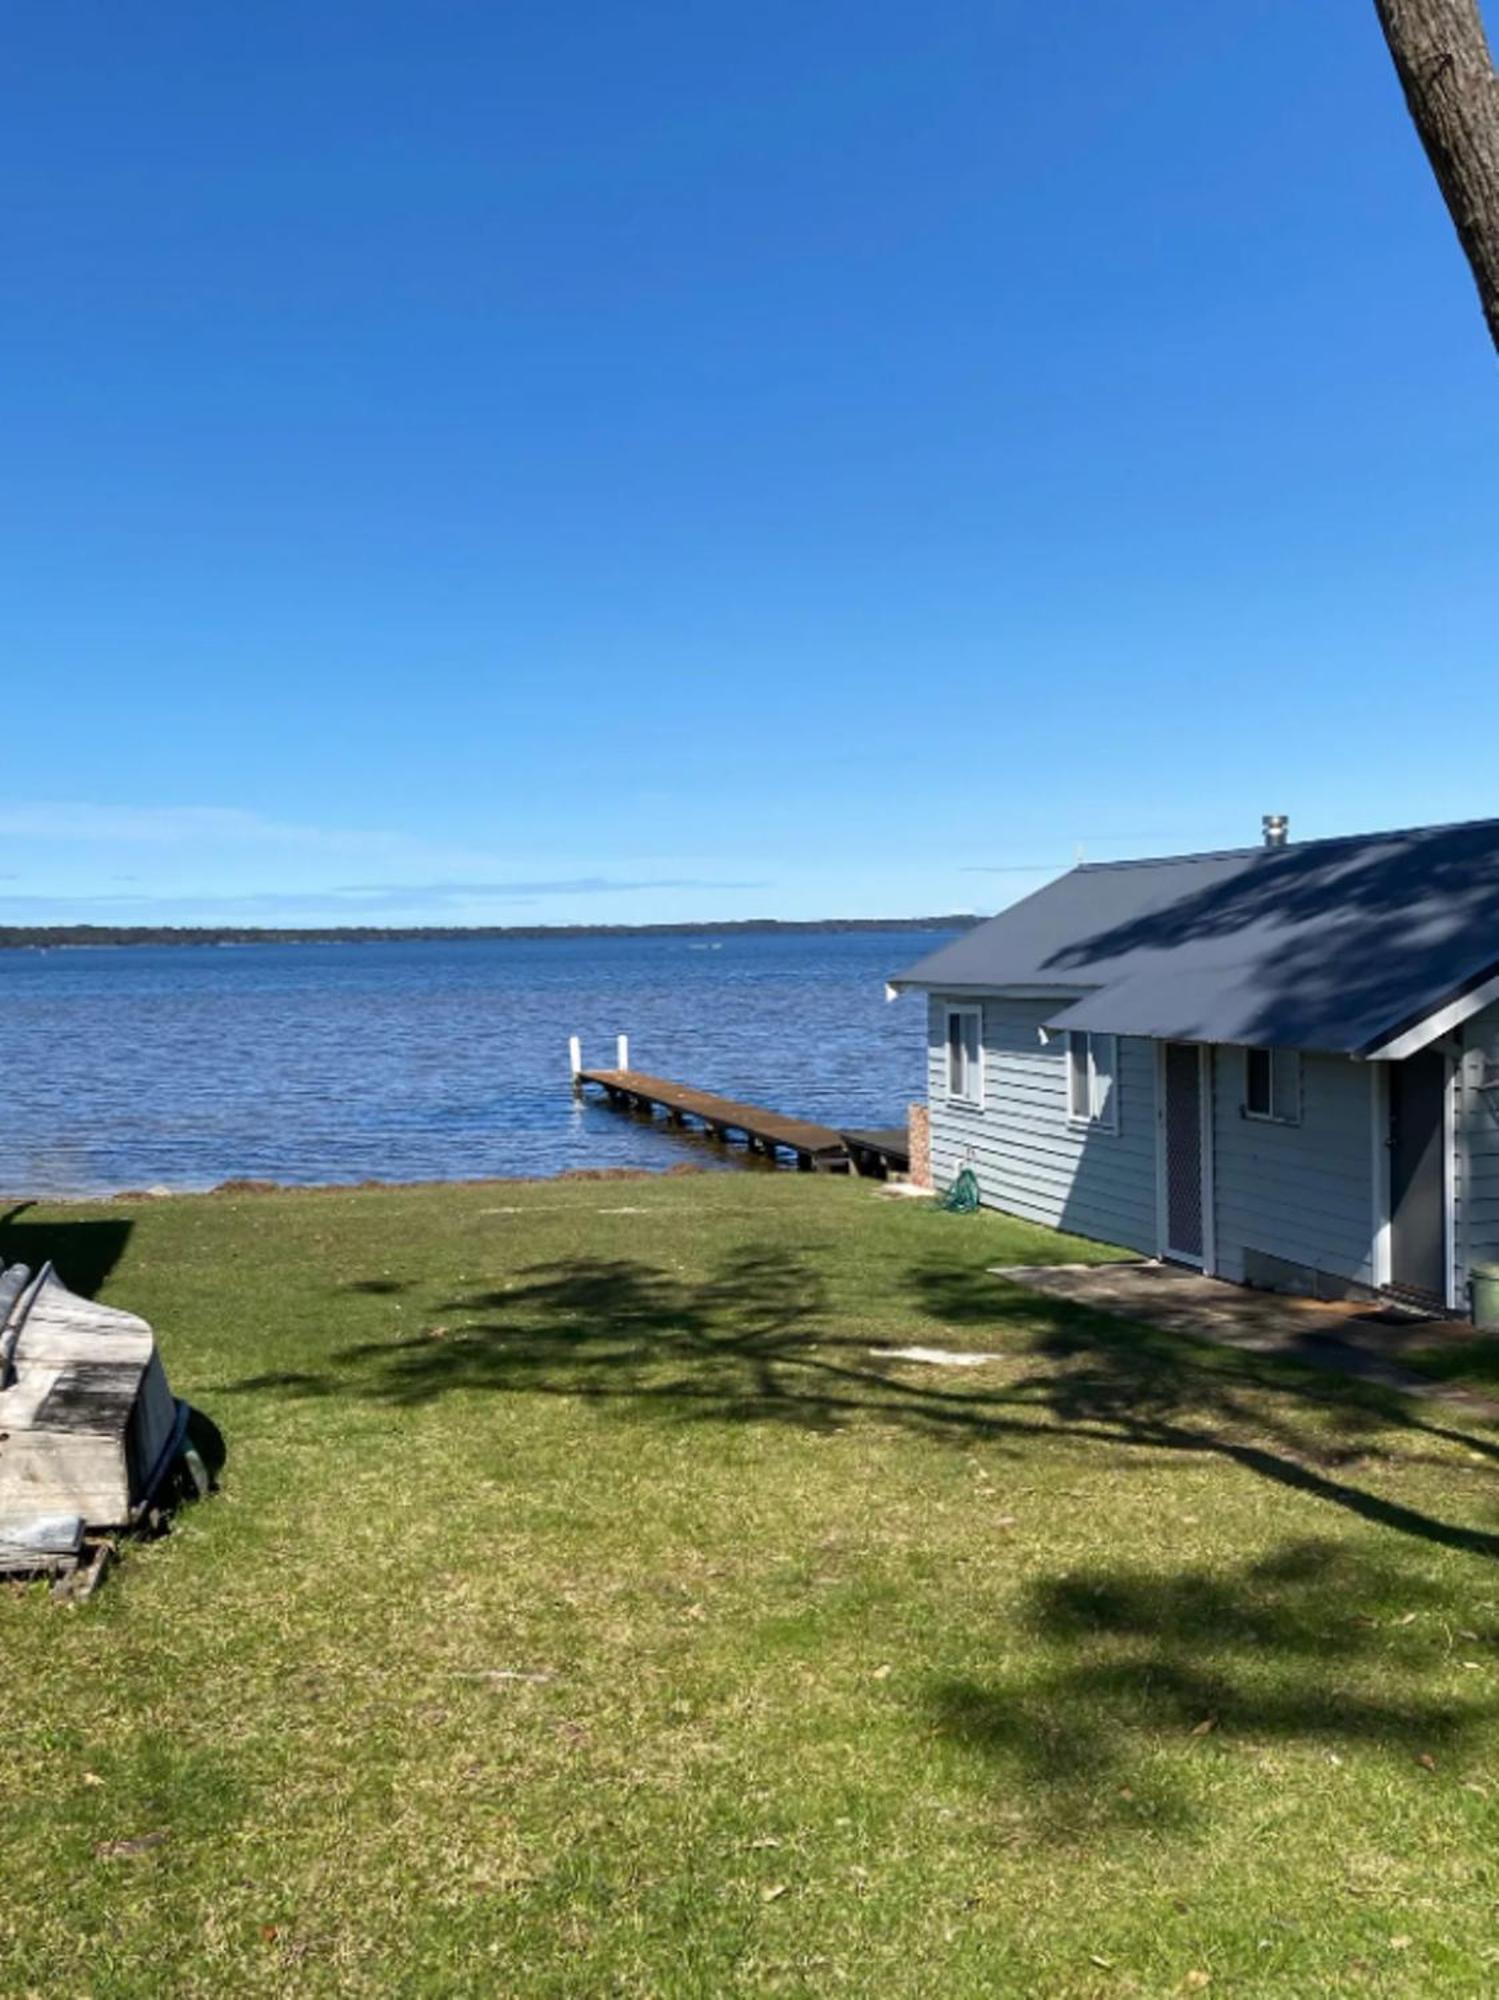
[34,1364,144,1435]
[0,1513,85,1569]
[0,1430,129,1524]
[18,1285,155,1367]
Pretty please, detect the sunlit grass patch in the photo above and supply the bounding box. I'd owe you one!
[2,1176,1498,1996]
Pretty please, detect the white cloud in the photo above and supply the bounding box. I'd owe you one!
[0,800,771,924]
[0,879,771,925]
[0,801,410,856]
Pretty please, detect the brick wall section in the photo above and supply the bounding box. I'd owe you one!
[907,1102,932,1188]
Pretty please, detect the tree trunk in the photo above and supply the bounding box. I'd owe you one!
[1373,0,1499,353]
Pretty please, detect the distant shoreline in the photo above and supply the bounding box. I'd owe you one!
[0,914,977,950]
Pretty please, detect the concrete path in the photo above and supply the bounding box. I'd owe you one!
[990,1260,1499,1419]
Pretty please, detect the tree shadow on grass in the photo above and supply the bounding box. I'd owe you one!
[326,1250,865,1431]
[212,1242,1499,1566]
[911,1262,1499,1557]
[935,1528,1495,1840]
[1398,1335,1499,1393]
[929,1538,1499,1842]
[210,1241,1499,1838]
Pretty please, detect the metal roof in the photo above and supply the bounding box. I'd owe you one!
[891,817,1499,1056]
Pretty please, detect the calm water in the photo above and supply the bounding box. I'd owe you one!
[1,930,951,1195]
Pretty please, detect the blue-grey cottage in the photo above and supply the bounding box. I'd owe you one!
[892,815,1499,1315]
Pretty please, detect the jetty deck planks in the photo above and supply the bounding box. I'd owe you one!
[838,1127,911,1180]
[577,1068,851,1171]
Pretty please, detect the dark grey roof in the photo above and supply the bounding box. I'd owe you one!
[892,818,1499,1055]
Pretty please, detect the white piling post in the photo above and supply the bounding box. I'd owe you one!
[616,1033,630,1072]
[569,1035,582,1093]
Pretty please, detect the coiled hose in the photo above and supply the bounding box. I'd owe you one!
[939,1166,981,1213]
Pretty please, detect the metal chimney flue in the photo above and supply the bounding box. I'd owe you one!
[1262,814,1289,850]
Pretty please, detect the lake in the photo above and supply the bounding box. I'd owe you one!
[2,929,953,1196]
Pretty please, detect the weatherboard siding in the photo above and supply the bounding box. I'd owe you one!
[1460,1002,1499,1280]
[926,995,1158,1254]
[1209,1047,1377,1288]
[926,1000,1389,1288]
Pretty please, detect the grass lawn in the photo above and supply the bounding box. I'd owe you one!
[3,1175,1499,1997]
[1395,1330,1499,1400]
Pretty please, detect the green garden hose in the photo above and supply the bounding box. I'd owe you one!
[939,1166,981,1214]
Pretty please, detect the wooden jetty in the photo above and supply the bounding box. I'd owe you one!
[576,1067,851,1173]
[839,1127,911,1180]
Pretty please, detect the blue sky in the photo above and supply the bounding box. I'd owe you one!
[2,1,1496,927]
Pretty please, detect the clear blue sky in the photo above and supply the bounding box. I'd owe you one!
[2,1,1496,927]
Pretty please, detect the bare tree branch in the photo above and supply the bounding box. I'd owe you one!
[1373,0,1499,352]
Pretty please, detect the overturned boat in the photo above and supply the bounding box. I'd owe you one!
[0,1258,193,1589]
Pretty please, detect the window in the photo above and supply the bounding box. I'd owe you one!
[1067,1031,1118,1131]
[1067,1033,1089,1122]
[1244,1047,1301,1124]
[945,1007,982,1106]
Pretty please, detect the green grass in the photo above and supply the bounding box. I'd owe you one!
[1391,1330,1499,1399]
[4,1174,1499,1997]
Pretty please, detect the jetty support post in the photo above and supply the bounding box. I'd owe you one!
[616,1033,630,1072]
[569,1035,583,1097]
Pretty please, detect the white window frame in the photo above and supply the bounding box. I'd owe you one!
[944,1005,983,1108]
[1066,1030,1119,1133]
[1243,1047,1302,1126]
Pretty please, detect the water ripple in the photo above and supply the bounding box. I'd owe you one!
[1,930,947,1194]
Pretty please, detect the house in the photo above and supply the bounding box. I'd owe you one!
[891,816,1499,1316]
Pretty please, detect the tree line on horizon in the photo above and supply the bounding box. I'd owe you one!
[0,915,981,950]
